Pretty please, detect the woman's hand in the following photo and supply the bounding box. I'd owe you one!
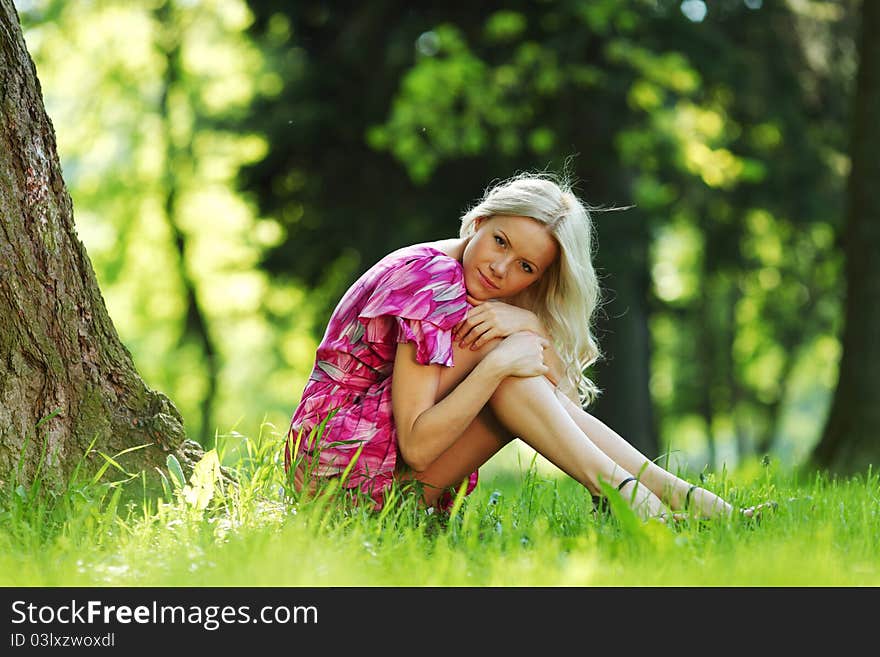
[453,296,545,350]
[485,331,550,379]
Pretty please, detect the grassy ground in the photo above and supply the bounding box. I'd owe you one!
[1,424,878,587]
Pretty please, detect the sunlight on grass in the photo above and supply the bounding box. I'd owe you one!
[1,424,878,587]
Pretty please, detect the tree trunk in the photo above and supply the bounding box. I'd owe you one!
[696,274,717,470]
[724,278,749,461]
[590,219,659,459]
[155,0,219,446]
[0,0,200,493]
[812,0,880,473]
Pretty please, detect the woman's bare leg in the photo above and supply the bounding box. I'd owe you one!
[485,375,668,519]
[397,338,512,506]
[405,340,670,519]
[559,394,727,514]
[401,406,513,507]
[406,338,763,519]
[554,394,770,519]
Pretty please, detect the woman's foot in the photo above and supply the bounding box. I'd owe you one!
[739,500,778,519]
[593,478,672,523]
[685,485,777,521]
[618,478,672,522]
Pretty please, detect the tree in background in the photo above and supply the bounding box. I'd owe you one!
[9,0,861,483]
[0,0,198,490]
[624,0,851,466]
[812,0,880,473]
[17,0,309,449]
[239,0,679,457]
[240,0,851,470]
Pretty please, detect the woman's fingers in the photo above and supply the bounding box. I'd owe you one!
[454,320,475,344]
[456,321,478,347]
[470,326,501,350]
[462,324,493,348]
[455,301,542,349]
[454,305,490,343]
[460,308,499,346]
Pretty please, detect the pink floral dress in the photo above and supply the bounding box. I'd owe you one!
[285,244,478,509]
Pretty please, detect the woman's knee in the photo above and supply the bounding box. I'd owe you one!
[488,375,520,407]
[488,373,552,407]
[476,405,515,446]
[437,337,504,399]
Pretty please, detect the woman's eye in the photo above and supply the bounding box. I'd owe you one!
[494,235,505,246]
[522,262,533,274]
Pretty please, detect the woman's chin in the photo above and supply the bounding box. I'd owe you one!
[464,286,489,301]
[467,291,502,303]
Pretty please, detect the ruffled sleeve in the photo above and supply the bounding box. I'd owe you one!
[358,250,468,366]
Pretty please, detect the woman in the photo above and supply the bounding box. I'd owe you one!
[286,172,764,521]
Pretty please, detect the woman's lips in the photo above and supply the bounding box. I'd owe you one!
[477,269,499,290]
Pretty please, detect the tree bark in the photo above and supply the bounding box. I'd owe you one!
[696,274,717,470]
[723,278,749,461]
[155,0,219,446]
[812,0,880,473]
[590,218,659,459]
[0,0,200,493]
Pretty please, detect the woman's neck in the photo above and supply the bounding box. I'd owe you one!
[424,237,466,262]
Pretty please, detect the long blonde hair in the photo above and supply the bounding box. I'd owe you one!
[460,172,603,405]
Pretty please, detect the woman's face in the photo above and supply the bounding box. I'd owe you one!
[461,215,559,300]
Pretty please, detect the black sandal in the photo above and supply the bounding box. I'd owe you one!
[685,484,699,512]
[684,485,777,522]
[617,476,638,493]
[591,476,639,515]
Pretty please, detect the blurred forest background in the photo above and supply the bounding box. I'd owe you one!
[14,0,863,476]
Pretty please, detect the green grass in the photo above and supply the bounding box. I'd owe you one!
[1,423,878,587]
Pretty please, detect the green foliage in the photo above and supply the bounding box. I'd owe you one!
[16,0,858,476]
[19,0,315,444]
[359,1,849,467]
[371,21,578,183]
[166,454,187,491]
[484,10,527,43]
[2,426,879,586]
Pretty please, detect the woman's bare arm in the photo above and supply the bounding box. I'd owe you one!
[392,332,549,472]
[454,297,579,405]
[391,342,507,472]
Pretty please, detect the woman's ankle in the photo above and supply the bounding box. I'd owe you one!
[685,485,735,518]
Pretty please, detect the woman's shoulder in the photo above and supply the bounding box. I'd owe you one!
[381,240,463,271]
[415,239,463,261]
[362,242,465,300]
[356,240,469,333]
